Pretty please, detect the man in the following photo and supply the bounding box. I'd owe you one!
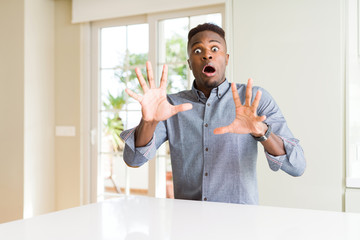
[120,23,305,204]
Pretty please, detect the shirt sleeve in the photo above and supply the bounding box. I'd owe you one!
[256,87,306,177]
[120,121,168,167]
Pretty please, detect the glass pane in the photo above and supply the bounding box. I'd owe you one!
[127,67,146,94]
[156,155,173,199]
[100,111,126,153]
[127,111,142,129]
[167,63,188,93]
[128,162,149,193]
[126,99,141,111]
[100,153,149,196]
[101,153,149,196]
[101,69,127,111]
[101,26,126,69]
[101,153,122,194]
[166,35,187,63]
[128,24,149,66]
[157,141,170,156]
[126,67,145,111]
[158,17,188,64]
[165,155,173,199]
[156,64,187,94]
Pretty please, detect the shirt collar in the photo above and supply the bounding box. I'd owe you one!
[191,79,230,102]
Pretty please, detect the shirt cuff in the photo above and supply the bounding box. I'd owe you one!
[264,136,300,171]
[265,151,285,171]
[120,127,157,159]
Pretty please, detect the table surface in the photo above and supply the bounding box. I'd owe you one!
[1,195,360,240]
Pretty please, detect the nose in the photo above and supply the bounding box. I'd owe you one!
[202,50,212,60]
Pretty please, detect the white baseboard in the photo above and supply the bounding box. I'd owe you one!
[345,188,360,213]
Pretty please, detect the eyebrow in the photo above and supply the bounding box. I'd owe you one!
[190,39,222,49]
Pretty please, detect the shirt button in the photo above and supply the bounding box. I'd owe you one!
[205,148,208,151]
[207,103,210,106]
[205,123,208,127]
[204,197,207,201]
[219,93,222,97]
[205,172,208,176]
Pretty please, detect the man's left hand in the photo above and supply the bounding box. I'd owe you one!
[214,78,267,136]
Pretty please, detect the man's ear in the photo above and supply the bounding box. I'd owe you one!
[226,54,229,66]
[187,59,192,70]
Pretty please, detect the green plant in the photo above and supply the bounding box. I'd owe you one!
[103,91,125,152]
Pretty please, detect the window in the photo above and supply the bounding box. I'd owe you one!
[93,20,150,200]
[91,6,224,201]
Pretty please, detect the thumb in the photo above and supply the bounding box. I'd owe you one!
[171,103,193,115]
[257,115,266,122]
[214,126,230,135]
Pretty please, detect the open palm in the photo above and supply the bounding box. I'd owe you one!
[214,79,266,136]
[125,61,192,123]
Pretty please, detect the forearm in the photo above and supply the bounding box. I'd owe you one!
[135,119,159,147]
[251,122,285,156]
[121,120,167,168]
[264,135,306,176]
[261,133,286,156]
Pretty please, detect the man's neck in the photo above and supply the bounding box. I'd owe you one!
[194,79,226,98]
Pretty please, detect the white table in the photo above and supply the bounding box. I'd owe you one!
[1,195,360,240]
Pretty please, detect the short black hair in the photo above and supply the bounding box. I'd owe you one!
[188,23,226,44]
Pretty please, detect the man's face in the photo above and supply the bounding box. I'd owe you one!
[187,30,229,94]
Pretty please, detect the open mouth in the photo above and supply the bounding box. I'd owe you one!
[202,64,216,77]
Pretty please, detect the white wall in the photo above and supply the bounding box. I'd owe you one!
[232,0,344,211]
[24,0,56,218]
[0,0,25,223]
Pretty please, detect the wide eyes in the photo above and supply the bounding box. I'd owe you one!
[193,46,219,54]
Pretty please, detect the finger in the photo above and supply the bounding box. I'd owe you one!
[160,64,168,90]
[257,115,267,122]
[251,90,262,111]
[125,88,143,102]
[213,125,231,135]
[231,82,242,108]
[171,103,193,115]
[135,67,149,93]
[245,78,253,106]
[146,61,155,89]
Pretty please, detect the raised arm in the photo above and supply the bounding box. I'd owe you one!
[125,61,193,147]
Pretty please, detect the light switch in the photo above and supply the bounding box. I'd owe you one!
[56,126,76,137]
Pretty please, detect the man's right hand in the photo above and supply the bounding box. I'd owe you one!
[125,61,193,147]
